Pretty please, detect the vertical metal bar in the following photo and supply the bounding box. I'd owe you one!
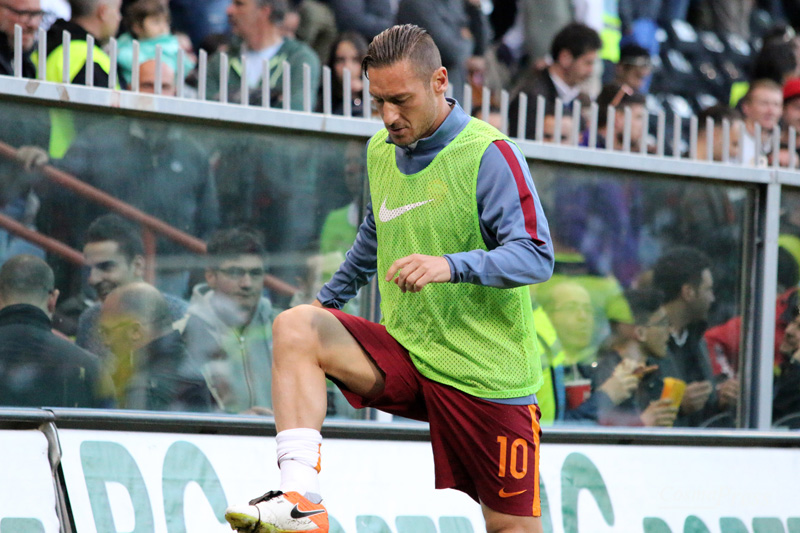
[706,116,714,162]
[722,118,730,163]
[516,92,528,140]
[672,114,681,158]
[154,44,163,95]
[640,110,649,155]
[62,30,70,84]
[754,123,762,166]
[606,106,616,150]
[261,58,270,108]
[131,39,140,91]
[500,90,509,135]
[790,127,797,169]
[534,95,545,143]
[322,65,332,115]
[588,102,598,149]
[689,115,698,160]
[198,49,207,100]
[303,63,311,113]
[37,29,47,80]
[771,126,781,169]
[481,86,491,123]
[362,74,370,119]
[219,52,228,103]
[753,180,780,429]
[240,54,248,105]
[176,48,185,98]
[282,61,291,110]
[553,98,563,145]
[622,106,632,152]
[570,100,581,146]
[13,25,22,77]
[108,37,117,89]
[85,34,94,87]
[343,67,352,117]
[656,109,666,157]
[463,84,473,116]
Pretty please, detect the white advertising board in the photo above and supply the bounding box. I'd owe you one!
[0,430,60,533]
[58,429,800,533]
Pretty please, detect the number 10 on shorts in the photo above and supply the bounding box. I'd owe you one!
[496,436,529,479]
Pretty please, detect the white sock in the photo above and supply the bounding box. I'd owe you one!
[276,428,322,503]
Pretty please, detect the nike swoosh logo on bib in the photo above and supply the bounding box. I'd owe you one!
[378,197,434,222]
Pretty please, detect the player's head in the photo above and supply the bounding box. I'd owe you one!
[363,24,448,147]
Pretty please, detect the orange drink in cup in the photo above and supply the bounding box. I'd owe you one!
[660,377,687,409]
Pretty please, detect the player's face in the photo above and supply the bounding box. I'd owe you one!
[206,254,264,317]
[84,241,142,301]
[369,59,445,147]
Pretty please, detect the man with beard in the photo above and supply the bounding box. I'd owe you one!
[182,227,274,414]
[76,214,188,359]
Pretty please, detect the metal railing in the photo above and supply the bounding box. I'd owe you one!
[0,140,299,296]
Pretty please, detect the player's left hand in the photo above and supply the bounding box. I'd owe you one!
[385,254,451,293]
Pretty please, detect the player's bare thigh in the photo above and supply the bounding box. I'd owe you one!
[273,304,385,399]
[481,504,543,533]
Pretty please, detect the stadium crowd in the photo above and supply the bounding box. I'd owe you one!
[2,0,800,429]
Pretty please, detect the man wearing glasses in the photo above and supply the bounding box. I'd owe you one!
[0,0,44,77]
[182,227,275,415]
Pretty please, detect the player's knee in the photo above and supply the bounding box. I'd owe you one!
[273,305,321,352]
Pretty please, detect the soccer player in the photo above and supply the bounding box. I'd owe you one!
[225,24,554,533]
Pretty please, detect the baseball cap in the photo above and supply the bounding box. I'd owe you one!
[784,77,800,102]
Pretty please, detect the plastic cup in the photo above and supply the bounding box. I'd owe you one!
[565,379,592,410]
[660,377,687,408]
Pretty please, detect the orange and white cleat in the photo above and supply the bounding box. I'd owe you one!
[225,490,328,533]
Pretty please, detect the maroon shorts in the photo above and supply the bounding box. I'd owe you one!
[326,308,542,517]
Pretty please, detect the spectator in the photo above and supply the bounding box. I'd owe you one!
[0,0,42,77]
[116,0,196,87]
[292,0,337,65]
[327,0,393,42]
[612,43,653,93]
[38,0,122,157]
[652,246,736,427]
[780,77,800,166]
[739,79,783,166]
[773,303,800,423]
[396,0,490,104]
[75,215,189,359]
[618,0,661,91]
[137,57,176,95]
[182,227,275,415]
[0,254,112,408]
[100,282,212,411]
[0,0,50,267]
[696,104,743,162]
[592,288,679,427]
[695,0,754,41]
[593,82,647,151]
[508,23,602,140]
[169,0,230,51]
[206,0,321,110]
[319,31,368,116]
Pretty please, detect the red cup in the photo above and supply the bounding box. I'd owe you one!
[565,379,592,410]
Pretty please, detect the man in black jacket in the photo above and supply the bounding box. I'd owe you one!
[0,254,112,408]
[0,0,41,77]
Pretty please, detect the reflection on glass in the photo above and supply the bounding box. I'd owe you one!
[530,161,751,429]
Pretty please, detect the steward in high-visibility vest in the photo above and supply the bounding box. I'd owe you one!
[599,0,622,64]
[32,18,120,158]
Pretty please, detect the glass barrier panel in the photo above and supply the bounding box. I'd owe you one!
[528,160,755,430]
[0,95,369,419]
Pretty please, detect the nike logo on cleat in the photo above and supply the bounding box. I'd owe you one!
[498,488,527,498]
[290,504,326,519]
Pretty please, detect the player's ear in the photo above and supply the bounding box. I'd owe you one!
[431,66,448,95]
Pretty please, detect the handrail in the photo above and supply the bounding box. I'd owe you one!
[0,140,299,296]
[0,211,84,265]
